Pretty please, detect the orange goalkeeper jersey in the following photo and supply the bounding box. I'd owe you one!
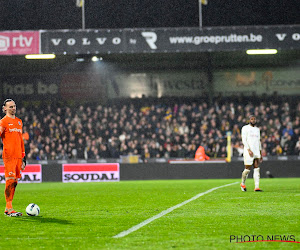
[0,116,25,159]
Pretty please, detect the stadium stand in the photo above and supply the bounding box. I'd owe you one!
[4,94,299,161]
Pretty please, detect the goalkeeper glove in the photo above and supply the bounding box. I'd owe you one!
[23,156,27,167]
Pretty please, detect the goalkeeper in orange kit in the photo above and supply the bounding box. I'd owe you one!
[0,99,26,217]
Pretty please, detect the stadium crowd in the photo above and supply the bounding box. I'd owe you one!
[2,95,300,161]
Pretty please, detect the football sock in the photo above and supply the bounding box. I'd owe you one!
[5,179,15,210]
[11,181,18,200]
[241,169,250,185]
[254,168,260,189]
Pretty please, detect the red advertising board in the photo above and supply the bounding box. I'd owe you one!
[0,164,42,183]
[0,31,40,55]
[62,163,120,183]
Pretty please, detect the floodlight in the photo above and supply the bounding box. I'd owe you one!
[25,54,56,59]
[246,49,278,55]
[92,56,99,62]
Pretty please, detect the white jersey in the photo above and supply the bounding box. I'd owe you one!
[241,124,261,158]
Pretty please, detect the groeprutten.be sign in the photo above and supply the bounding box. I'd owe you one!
[41,25,300,54]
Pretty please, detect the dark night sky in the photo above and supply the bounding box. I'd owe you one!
[0,0,299,31]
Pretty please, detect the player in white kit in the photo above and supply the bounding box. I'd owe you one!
[240,115,263,192]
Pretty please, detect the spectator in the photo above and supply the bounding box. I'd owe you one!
[56,149,69,160]
[282,124,294,136]
[178,122,189,135]
[194,145,210,161]
[295,136,300,155]
[37,149,47,161]
[280,132,289,148]
[99,144,111,158]
[16,95,299,161]
[282,135,294,155]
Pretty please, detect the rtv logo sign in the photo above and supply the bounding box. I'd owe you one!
[0,31,40,55]
[0,35,10,52]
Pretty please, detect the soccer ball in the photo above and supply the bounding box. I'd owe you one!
[26,203,40,216]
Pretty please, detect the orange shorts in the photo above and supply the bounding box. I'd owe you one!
[3,158,22,179]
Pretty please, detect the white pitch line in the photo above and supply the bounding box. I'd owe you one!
[113,181,238,238]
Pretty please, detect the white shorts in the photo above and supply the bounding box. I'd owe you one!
[243,150,261,166]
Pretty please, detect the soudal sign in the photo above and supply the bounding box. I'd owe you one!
[0,164,42,183]
[0,31,40,55]
[62,163,120,183]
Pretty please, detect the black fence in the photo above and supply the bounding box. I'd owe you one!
[39,160,299,182]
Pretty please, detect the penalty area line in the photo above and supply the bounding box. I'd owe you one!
[113,181,238,238]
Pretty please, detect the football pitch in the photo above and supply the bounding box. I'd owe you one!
[0,178,299,249]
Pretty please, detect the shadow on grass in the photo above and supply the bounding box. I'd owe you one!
[21,216,73,225]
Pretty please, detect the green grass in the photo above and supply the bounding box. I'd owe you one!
[0,178,299,249]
